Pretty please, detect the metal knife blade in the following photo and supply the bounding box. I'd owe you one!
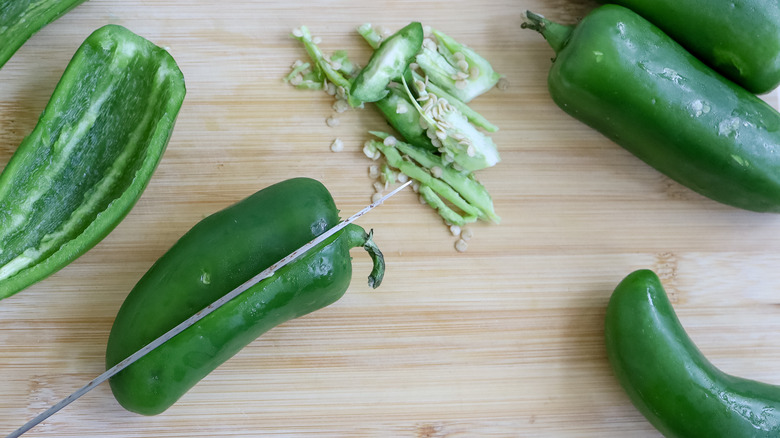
[7,179,412,438]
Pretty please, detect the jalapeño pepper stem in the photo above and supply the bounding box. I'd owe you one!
[343,226,385,288]
[522,11,573,55]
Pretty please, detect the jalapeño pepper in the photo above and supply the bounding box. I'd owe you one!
[0,0,88,69]
[0,25,186,300]
[523,5,780,213]
[105,178,384,416]
[605,270,780,437]
[597,0,780,94]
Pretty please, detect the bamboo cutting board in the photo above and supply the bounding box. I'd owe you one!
[2,0,780,436]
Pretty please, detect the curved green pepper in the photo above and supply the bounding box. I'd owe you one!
[596,0,780,94]
[523,5,780,213]
[605,270,780,437]
[0,24,186,300]
[0,0,88,69]
[105,178,384,416]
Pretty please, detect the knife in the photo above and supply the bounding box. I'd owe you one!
[6,179,412,438]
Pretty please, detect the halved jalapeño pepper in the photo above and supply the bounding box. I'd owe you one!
[0,0,88,69]
[0,24,186,300]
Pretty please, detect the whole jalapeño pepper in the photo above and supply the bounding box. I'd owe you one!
[523,5,780,213]
[105,178,384,416]
[605,270,780,437]
[597,0,780,94]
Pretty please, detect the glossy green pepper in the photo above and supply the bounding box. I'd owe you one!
[0,0,88,69]
[105,178,384,416]
[596,0,780,94]
[605,270,780,437]
[523,5,780,213]
[0,24,185,300]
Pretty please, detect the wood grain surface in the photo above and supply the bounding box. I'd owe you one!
[2,1,780,436]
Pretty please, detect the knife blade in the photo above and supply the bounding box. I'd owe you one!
[6,179,412,438]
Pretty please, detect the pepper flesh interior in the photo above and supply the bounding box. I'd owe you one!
[0,24,186,300]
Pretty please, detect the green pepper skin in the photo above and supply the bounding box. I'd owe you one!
[597,0,780,94]
[0,25,185,300]
[351,21,423,103]
[0,0,88,69]
[374,86,437,151]
[605,270,780,437]
[524,5,780,213]
[105,178,384,416]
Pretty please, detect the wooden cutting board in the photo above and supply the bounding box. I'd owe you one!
[2,0,780,436]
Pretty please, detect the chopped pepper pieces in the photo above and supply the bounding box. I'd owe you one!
[286,21,502,226]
